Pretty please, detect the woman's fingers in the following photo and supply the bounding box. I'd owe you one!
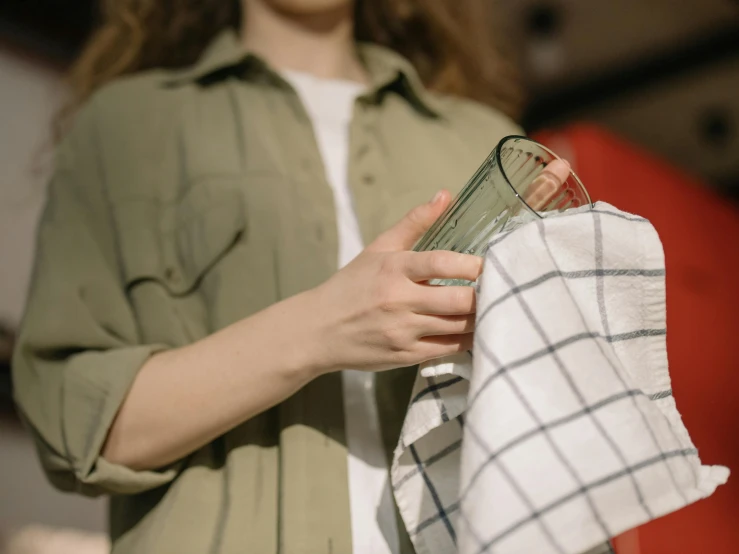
[415,333,474,362]
[524,158,571,211]
[414,313,476,337]
[412,284,477,315]
[543,158,571,183]
[403,250,483,283]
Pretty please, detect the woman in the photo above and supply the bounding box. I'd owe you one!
[13,0,532,552]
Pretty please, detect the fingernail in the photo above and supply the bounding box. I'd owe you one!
[430,191,443,205]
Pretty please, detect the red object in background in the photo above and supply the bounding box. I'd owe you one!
[534,124,739,554]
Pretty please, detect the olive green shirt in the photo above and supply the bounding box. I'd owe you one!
[13,30,520,554]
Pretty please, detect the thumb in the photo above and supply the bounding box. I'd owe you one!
[368,190,451,252]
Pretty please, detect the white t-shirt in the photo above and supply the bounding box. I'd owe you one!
[281,69,400,554]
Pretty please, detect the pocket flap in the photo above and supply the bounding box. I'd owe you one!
[115,178,245,295]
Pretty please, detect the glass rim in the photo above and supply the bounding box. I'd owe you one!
[495,135,593,219]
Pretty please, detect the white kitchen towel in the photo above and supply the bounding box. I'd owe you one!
[391,202,729,554]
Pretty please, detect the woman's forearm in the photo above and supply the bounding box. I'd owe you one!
[101,194,484,472]
[101,289,326,471]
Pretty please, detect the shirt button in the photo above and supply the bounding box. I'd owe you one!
[164,267,180,282]
[362,173,375,186]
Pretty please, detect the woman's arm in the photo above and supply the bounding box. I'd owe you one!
[101,289,326,470]
[102,190,483,471]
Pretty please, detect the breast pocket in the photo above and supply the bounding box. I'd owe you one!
[112,178,246,344]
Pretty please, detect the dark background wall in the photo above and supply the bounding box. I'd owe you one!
[499,0,739,198]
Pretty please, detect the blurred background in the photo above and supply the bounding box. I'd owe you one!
[0,1,737,553]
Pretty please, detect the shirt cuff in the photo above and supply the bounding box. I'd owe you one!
[60,344,176,495]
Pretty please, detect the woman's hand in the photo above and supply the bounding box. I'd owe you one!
[307,190,482,374]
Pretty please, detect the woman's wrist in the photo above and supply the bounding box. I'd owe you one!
[260,287,340,382]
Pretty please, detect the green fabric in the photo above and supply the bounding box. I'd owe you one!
[12,30,521,554]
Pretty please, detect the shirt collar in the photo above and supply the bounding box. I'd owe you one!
[161,29,442,118]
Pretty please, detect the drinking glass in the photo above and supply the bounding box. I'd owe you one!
[414,135,592,285]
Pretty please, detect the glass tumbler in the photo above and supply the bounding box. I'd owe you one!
[414,135,592,285]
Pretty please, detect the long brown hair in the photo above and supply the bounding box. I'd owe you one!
[61,0,522,130]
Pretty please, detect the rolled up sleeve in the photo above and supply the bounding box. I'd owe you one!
[12,102,177,496]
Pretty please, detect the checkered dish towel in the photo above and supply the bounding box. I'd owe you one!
[391,202,729,554]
